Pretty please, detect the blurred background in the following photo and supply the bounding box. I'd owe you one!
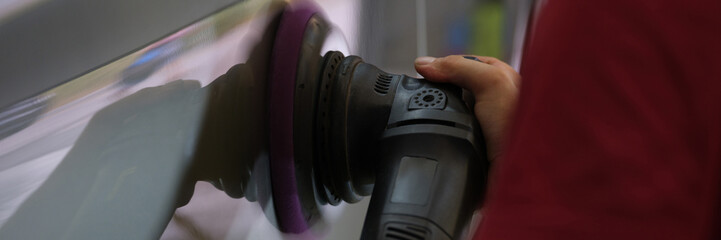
[0,0,535,239]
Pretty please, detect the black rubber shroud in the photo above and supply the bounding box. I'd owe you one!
[293,16,375,210]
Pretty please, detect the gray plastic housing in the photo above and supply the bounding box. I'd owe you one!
[360,73,486,240]
[313,52,487,239]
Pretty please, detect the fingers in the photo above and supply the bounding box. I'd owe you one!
[469,55,521,87]
[414,55,519,96]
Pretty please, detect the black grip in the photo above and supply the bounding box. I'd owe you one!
[361,130,483,240]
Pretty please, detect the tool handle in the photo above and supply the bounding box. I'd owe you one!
[361,130,482,240]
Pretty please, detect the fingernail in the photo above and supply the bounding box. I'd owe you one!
[415,56,436,65]
[463,56,485,63]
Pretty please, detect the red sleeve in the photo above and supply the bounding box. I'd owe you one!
[476,0,721,239]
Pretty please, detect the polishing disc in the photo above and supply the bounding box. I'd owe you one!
[267,1,348,233]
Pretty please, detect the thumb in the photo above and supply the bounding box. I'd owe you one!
[414,55,515,96]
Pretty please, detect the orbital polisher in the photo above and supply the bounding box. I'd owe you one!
[263,3,488,239]
[0,2,487,240]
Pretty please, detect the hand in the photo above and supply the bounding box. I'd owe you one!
[415,55,520,162]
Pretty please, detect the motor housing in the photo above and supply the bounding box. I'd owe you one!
[310,51,487,239]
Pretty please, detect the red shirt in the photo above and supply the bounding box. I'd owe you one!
[476,0,721,239]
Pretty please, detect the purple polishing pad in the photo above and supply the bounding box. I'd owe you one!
[267,1,319,234]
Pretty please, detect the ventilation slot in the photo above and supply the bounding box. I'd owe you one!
[409,88,446,110]
[374,73,393,94]
[384,223,429,240]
